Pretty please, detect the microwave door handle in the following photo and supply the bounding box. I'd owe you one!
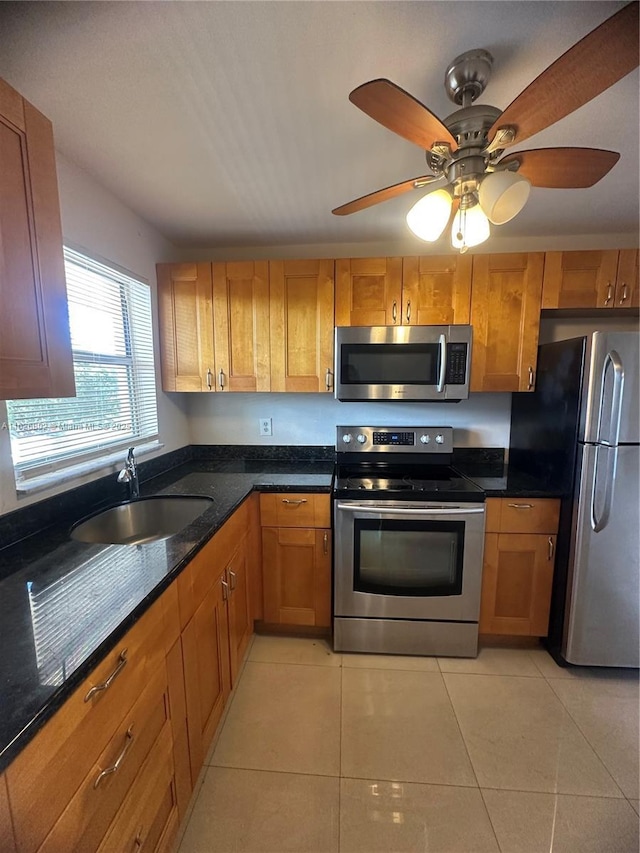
[437,334,447,392]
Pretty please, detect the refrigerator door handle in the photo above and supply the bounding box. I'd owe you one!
[590,443,618,532]
[595,350,625,445]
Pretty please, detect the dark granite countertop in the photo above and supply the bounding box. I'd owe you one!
[460,466,565,498]
[0,458,333,773]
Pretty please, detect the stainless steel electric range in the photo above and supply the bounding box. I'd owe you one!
[333,426,486,658]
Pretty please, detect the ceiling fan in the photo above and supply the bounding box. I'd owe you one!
[332,2,639,251]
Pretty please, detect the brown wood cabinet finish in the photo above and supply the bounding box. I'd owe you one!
[156,262,214,391]
[542,249,639,310]
[259,492,331,528]
[480,498,560,637]
[226,535,253,685]
[212,261,270,391]
[335,257,402,326]
[0,773,16,853]
[269,259,335,392]
[470,253,545,392]
[165,638,192,821]
[402,255,472,325]
[0,77,75,400]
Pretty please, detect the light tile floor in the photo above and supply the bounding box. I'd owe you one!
[178,637,639,853]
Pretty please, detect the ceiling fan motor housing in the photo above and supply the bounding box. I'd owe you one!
[444,49,494,105]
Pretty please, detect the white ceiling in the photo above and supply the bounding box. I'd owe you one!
[0,1,638,250]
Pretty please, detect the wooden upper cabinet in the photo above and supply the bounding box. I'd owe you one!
[156,262,214,392]
[402,255,472,325]
[213,261,270,392]
[269,259,334,392]
[470,253,544,393]
[542,249,639,309]
[0,77,75,400]
[335,257,402,325]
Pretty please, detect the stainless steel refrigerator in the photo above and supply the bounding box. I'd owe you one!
[510,331,639,667]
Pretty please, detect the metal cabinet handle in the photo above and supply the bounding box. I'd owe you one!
[218,369,226,389]
[84,649,128,702]
[619,283,628,304]
[406,300,411,323]
[323,532,328,555]
[93,726,134,788]
[605,282,613,305]
[134,827,144,849]
[548,536,555,561]
[221,578,229,601]
[507,503,533,509]
[527,366,535,390]
[282,498,307,505]
[228,569,237,591]
[206,369,213,390]
[325,368,334,391]
[392,301,397,323]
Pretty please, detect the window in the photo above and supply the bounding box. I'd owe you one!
[7,247,159,485]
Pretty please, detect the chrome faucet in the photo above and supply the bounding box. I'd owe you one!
[117,447,140,499]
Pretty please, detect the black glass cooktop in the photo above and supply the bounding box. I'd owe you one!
[334,463,485,501]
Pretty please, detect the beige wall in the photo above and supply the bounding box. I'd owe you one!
[0,153,189,516]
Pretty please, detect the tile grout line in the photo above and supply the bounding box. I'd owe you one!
[439,670,503,853]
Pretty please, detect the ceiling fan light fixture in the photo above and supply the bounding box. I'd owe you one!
[451,201,490,252]
[478,170,531,224]
[406,188,453,242]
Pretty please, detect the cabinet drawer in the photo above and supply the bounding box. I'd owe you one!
[260,493,330,528]
[485,498,560,534]
[97,722,178,853]
[38,663,171,853]
[6,596,167,853]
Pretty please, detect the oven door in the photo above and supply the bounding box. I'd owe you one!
[334,501,485,621]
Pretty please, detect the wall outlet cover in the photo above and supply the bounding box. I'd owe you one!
[259,417,272,436]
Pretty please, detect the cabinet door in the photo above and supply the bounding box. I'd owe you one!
[541,250,620,309]
[335,257,402,325]
[480,533,556,636]
[262,527,331,627]
[0,78,75,400]
[615,249,639,308]
[402,255,472,325]
[269,259,334,392]
[181,570,231,779]
[212,261,270,391]
[226,537,253,686]
[470,253,544,392]
[156,262,214,391]
[0,774,16,853]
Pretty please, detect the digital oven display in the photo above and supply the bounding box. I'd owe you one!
[372,431,415,446]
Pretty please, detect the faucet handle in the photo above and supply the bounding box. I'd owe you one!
[117,468,132,483]
[126,447,136,463]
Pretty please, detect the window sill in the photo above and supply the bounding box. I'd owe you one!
[15,441,165,496]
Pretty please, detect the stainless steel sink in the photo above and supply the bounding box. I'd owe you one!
[70,496,214,545]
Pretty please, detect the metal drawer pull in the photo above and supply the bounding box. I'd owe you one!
[323,532,328,555]
[605,282,613,305]
[548,537,555,561]
[528,366,535,390]
[134,826,145,849]
[325,368,334,391]
[282,499,307,505]
[221,578,229,601]
[206,369,213,390]
[392,301,397,323]
[507,503,533,509]
[406,301,411,323]
[228,569,237,590]
[218,368,226,389]
[619,283,628,304]
[93,726,134,789]
[84,649,128,702]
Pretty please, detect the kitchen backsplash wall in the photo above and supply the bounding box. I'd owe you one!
[186,392,513,448]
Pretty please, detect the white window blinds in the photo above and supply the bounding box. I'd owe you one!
[7,247,159,479]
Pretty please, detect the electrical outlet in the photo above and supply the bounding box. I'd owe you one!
[259,417,272,436]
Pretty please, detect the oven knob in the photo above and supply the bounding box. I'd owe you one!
[420,434,430,444]
[342,433,352,444]
[435,433,444,444]
[356,434,367,444]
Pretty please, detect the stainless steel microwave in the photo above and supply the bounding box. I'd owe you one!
[335,325,472,401]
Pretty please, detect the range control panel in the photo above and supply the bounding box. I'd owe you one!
[336,426,453,454]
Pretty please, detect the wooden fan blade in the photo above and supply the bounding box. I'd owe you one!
[349,79,458,152]
[488,2,639,149]
[332,176,441,215]
[498,148,620,188]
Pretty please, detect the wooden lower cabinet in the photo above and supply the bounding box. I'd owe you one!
[260,492,331,629]
[226,535,253,683]
[480,498,560,637]
[0,773,16,853]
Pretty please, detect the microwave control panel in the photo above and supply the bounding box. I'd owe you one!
[445,342,468,385]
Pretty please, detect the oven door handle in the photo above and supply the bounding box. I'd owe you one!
[335,503,485,515]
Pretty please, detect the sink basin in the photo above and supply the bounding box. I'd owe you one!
[70,495,214,545]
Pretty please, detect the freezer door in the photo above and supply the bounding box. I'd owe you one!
[563,443,640,666]
[581,332,640,445]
